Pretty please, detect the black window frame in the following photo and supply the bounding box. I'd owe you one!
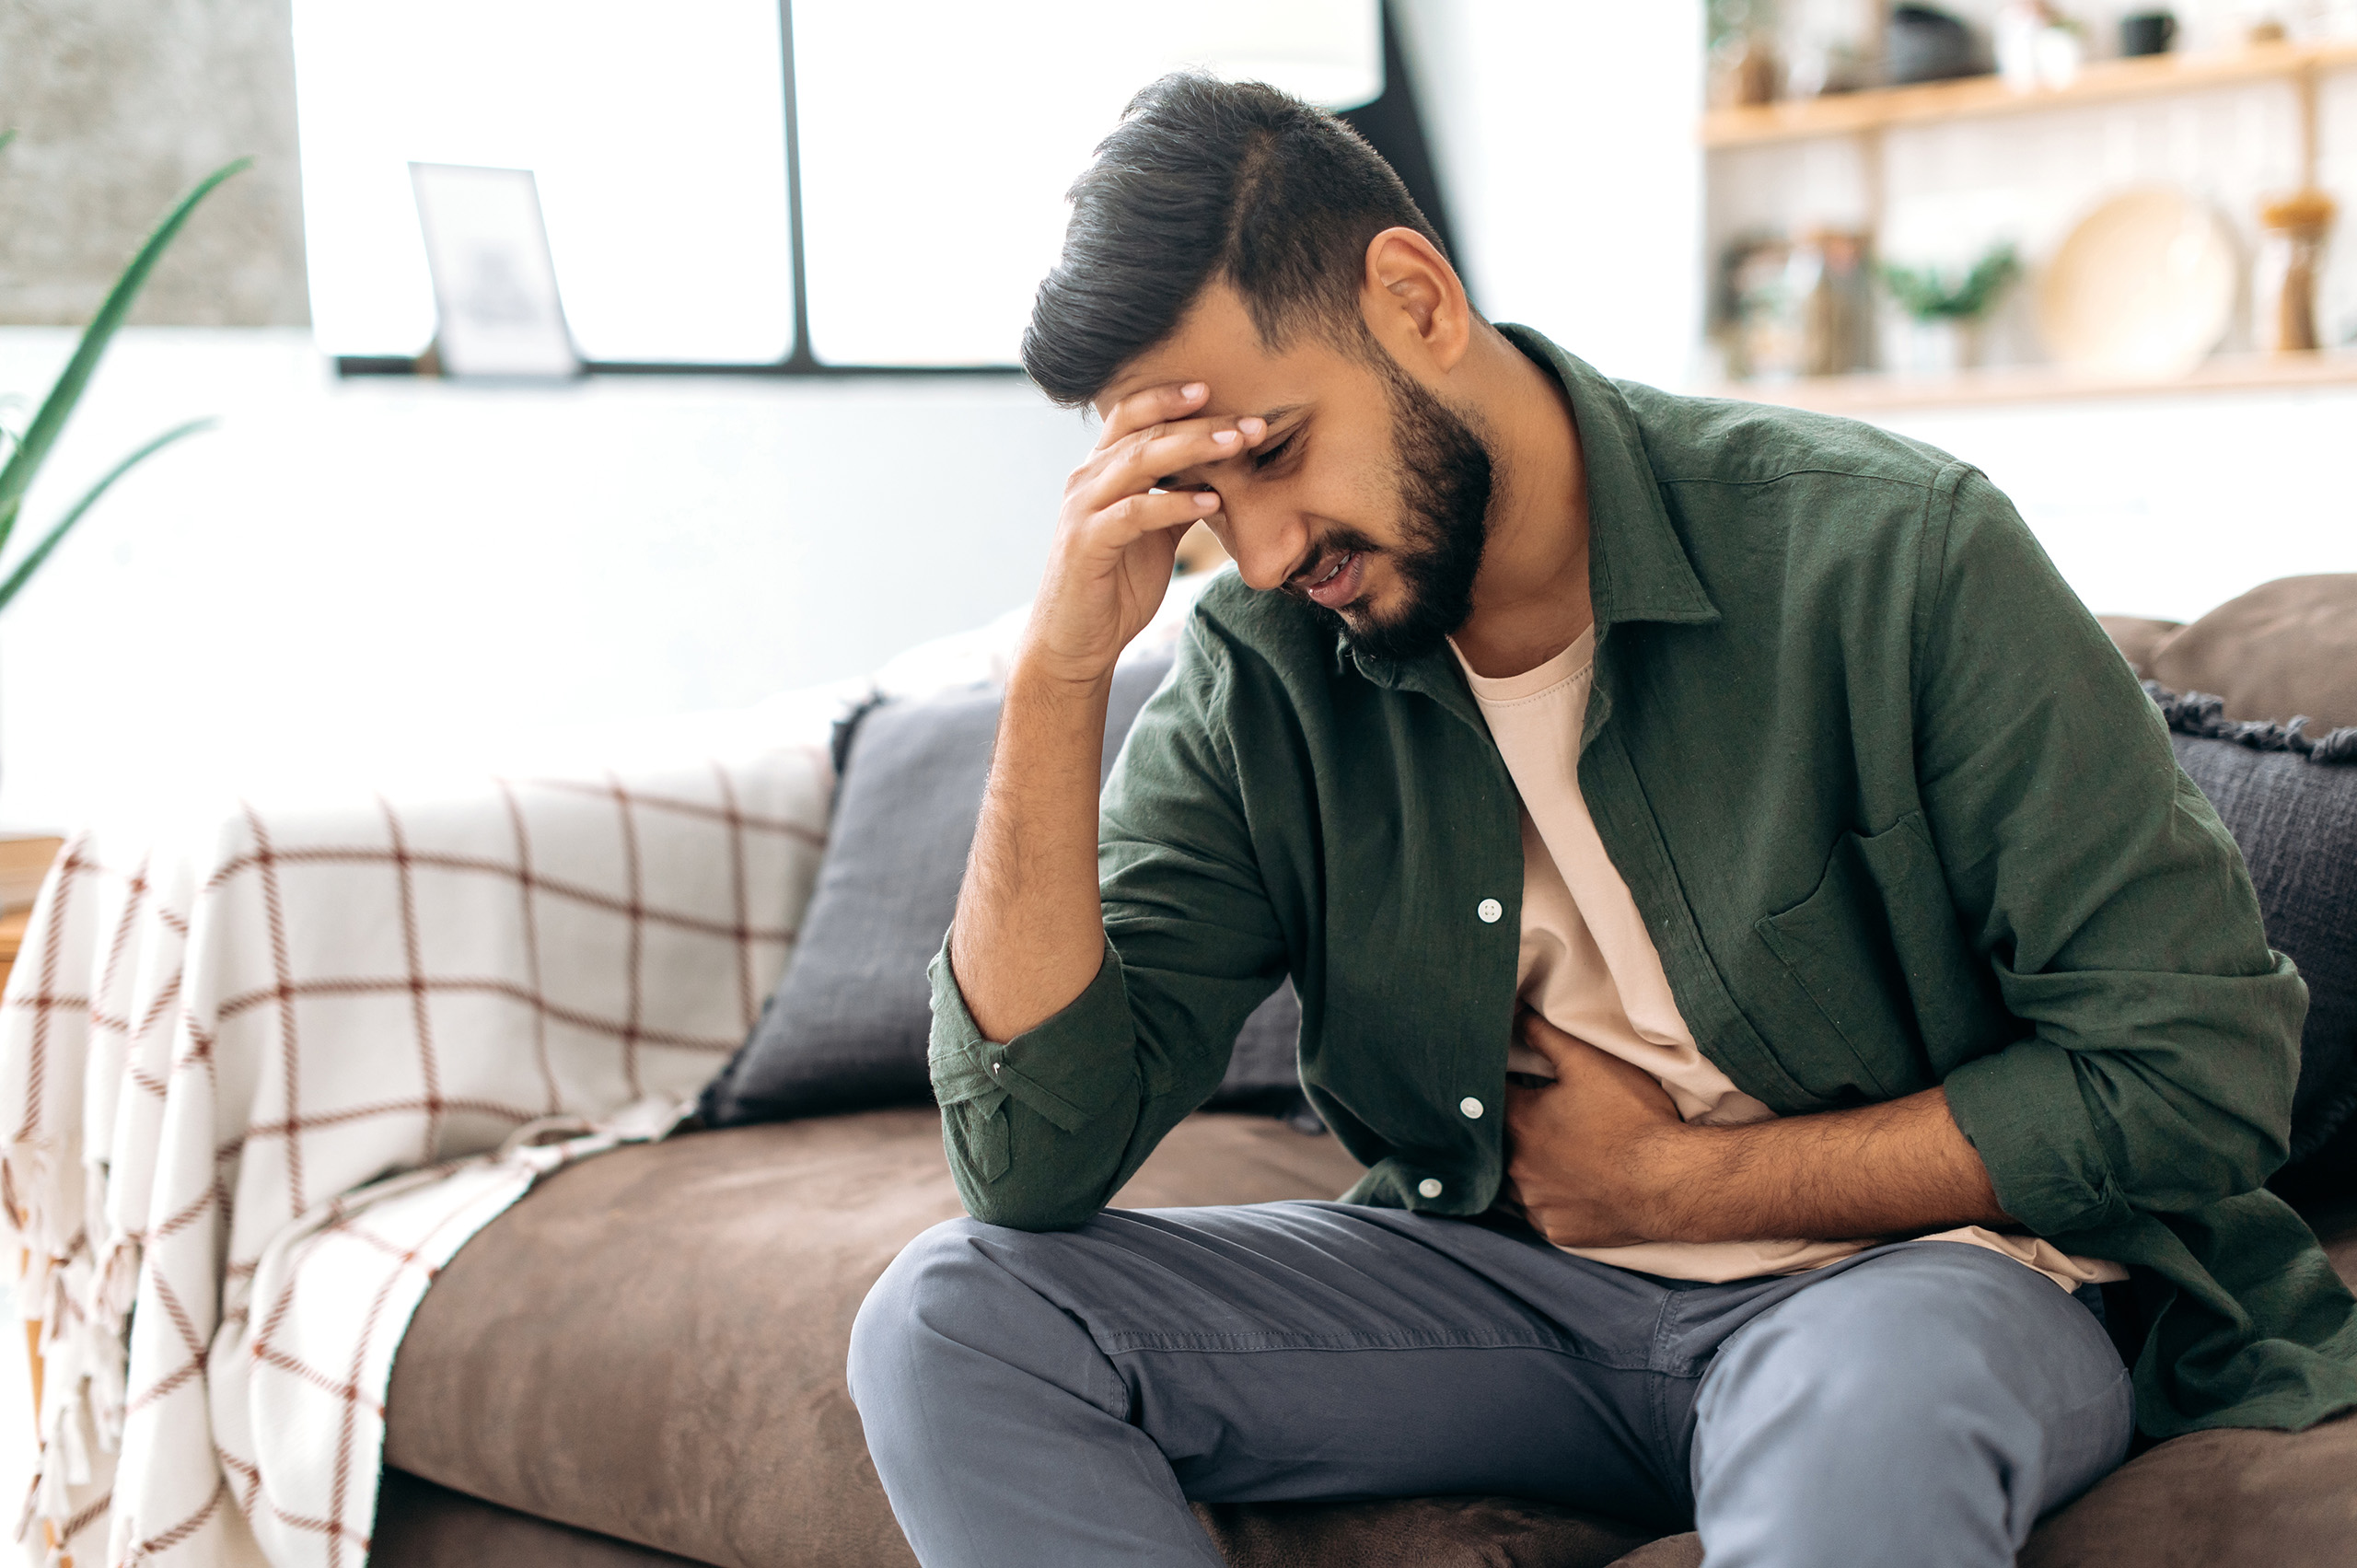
[337,0,1459,380]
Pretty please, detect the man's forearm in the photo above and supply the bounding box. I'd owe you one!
[1649,1087,2011,1243]
[949,658,1117,1043]
[947,379,1261,1045]
[1505,1020,2014,1249]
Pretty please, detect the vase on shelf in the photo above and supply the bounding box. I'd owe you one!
[2255,190,2336,354]
[1881,245,2018,379]
[1898,316,1985,377]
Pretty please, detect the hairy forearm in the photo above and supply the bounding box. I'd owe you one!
[1647,1087,2011,1243]
[948,655,1117,1043]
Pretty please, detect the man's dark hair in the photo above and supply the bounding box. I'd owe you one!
[1022,74,1452,408]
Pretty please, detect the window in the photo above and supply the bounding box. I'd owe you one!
[292,0,795,364]
[293,2,1420,373]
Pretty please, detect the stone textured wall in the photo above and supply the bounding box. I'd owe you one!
[0,0,308,326]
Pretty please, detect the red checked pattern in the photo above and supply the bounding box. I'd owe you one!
[1,729,833,1568]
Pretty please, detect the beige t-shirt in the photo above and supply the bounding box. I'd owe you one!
[1452,628,2123,1294]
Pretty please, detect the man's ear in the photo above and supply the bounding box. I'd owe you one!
[1361,226,1472,376]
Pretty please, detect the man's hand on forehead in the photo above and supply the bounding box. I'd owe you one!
[1098,380,1269,487]
[1015,380,1273,691]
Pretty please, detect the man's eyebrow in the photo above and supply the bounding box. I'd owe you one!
[1158,402,1309,484]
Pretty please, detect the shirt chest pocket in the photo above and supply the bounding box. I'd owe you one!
[1752,811,2004,1102]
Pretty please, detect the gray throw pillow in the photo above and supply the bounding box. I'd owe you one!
[2156,727,2357,1196]
[698,652,1309,1129]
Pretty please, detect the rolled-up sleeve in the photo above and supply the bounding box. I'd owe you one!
[928,938,1139,1222]
[1917,470,2308,1236]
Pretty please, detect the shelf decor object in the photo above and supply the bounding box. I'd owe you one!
[1996,2,2088,92]
[2039,189,2237,377]
[1887,4,1979,85]
[1882,244,2021,373]
[1702,28,2357,410]
[1701,36,2357,156]
[409,162,581,379]
[2255,189,2339,354]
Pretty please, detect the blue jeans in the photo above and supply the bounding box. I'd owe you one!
[847,1202,2132,1567]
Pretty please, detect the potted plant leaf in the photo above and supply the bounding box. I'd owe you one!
[0,134,247,800]
[1880,243,2020,375]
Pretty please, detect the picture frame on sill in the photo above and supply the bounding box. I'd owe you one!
[409,161,582,379]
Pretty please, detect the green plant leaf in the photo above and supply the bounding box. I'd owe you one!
[1880,244,2019,323]
[0,418,214,614]
[0,157,248,555]
[0,129,16,157]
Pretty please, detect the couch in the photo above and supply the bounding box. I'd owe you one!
[366,575,2357,1568]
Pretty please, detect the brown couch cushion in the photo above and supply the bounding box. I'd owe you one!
[2016,1414,2357,1566]
[388,1116,2357,1568]
[1601,1410,2357,1568]
[394,1110,1649,1568]
[372,1469,1666,1568]
[375,1469,709,1566]
[1193,1495,1652,1568]
[2149,575,2357,730]
[2096,615,2183,679]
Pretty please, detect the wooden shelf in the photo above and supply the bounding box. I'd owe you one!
[1703,39,2357,147]
[1707,350,2357,414]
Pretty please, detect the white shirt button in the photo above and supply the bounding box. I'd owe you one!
[990,1062,1003,1078]
[1418,1178,1444,1199]
[1459,1097,1484,1119]
[1477,898,1504,923]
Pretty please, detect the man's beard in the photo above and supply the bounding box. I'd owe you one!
[1291,356,1494,664]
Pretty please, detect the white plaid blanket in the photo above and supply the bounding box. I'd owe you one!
[0,571,1209,1568]
[0,697,841,1567]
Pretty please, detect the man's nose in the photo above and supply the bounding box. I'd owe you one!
[1222,502,1305,594]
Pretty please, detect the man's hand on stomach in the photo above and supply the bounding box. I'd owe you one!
[1503,1010,2012,1249]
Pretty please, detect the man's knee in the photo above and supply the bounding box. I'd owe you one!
[1694,1244,2132,1554]
[1708,1247,2113,1430]
[849,1216,995,1400]
[848,1215,1107,1414]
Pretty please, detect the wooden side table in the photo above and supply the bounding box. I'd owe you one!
[1,837,65,1559]
[0,837,65,999]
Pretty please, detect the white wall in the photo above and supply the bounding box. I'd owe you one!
[0,330,1093,832]
[1399,0,1707,388]
[1878,385,2357,623]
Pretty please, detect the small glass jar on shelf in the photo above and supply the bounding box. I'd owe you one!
[1717,227,1875,382]
[2253,191,2336,354]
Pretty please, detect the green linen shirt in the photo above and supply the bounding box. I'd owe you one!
[927,325,2357,1436]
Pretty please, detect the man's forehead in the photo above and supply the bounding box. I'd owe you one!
[1093,284,1336,419]
[1097,351,1291,421]
[1095,375,1309,425]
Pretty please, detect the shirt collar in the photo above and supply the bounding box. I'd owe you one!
[1345,324,1719,697]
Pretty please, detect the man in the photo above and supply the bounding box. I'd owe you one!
[846,75,2357,1566]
